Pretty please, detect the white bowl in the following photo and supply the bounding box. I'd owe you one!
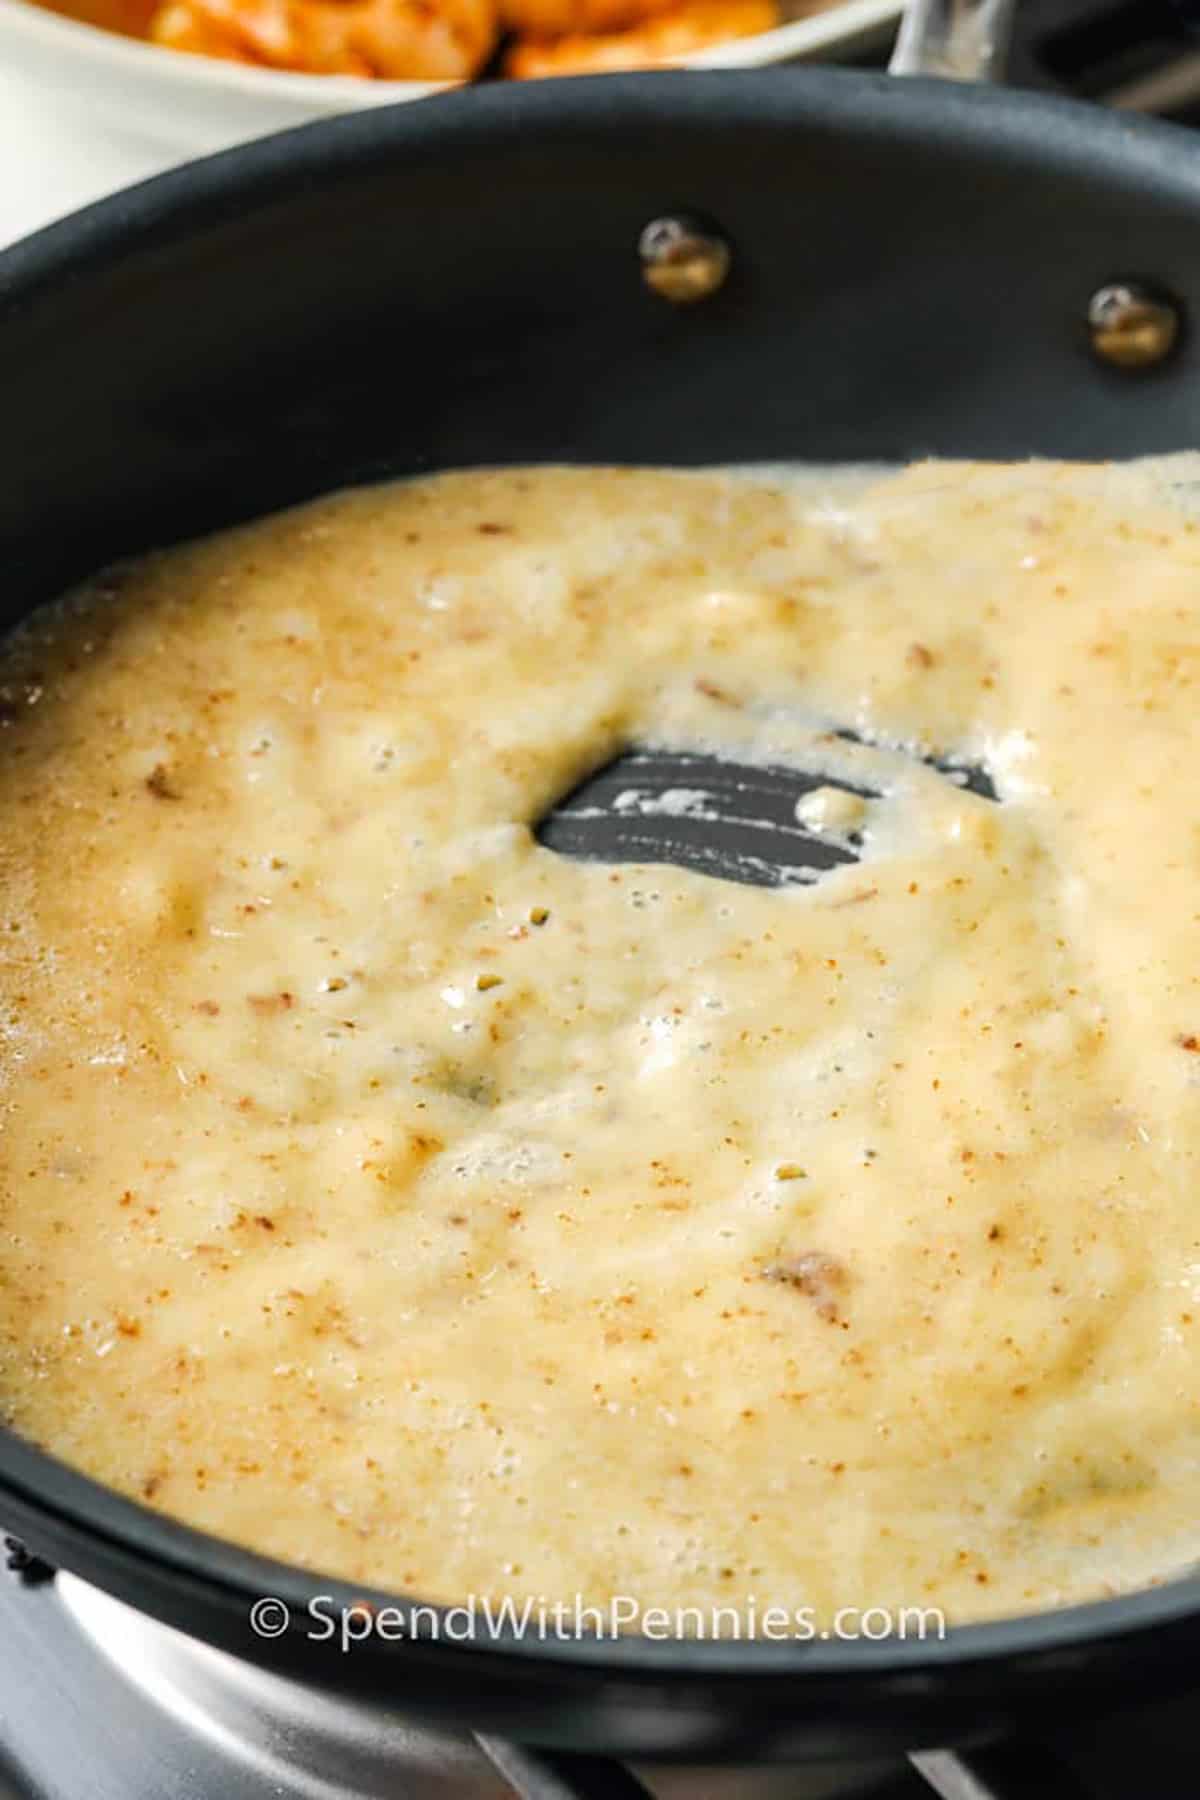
[0,0,901,158]
[0,0,439,163]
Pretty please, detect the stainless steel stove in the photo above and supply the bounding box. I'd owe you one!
[0,1560,909,1800]
[0,1550,1197,1800]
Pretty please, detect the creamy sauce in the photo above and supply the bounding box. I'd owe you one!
[3,459,1200,1626]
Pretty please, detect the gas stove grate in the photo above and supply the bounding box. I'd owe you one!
[478,1733,1092,1800]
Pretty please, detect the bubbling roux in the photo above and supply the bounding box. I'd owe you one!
[3,459,1200,1628]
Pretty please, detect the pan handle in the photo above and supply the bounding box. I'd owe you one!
[888,0,1017,81]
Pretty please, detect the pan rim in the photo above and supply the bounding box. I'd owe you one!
[4,65,1200,1681]
[5,1417,1200,1675]
[5,64,1200,304]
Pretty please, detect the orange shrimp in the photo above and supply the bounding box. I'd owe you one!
[497,0,675,42]
[502,0,775,76]
[149,0,498,79]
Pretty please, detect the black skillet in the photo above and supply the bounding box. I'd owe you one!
[4,0,1200,1780]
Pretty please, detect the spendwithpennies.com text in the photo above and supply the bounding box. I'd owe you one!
[248,1594,947,1652]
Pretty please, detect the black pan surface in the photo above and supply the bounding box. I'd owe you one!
[3,67,1200,1758]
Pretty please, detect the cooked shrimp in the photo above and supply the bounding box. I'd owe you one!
[502,0,774,76]
[35,0,160,36]
[497,0,674,43]
[149,0,497,79]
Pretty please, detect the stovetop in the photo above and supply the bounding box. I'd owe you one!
[0,1561,912,1800]
[0,1554,1198,1800]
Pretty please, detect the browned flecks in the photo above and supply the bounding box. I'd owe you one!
[408,1131,444,1160]
[248,991,296,1015]
[145,764,180,801]
[831,886,879,910]
[762,1251,850,1322]
[694,676,740,707]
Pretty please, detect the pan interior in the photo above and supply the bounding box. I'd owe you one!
[0,454,1199,1650]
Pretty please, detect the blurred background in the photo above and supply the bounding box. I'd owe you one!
[4,0,1200,248]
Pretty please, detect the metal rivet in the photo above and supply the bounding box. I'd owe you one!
[639,215,731,305]
[1087,282,1181,370]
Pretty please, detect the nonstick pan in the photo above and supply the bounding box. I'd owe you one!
[4,0,1200,1778]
